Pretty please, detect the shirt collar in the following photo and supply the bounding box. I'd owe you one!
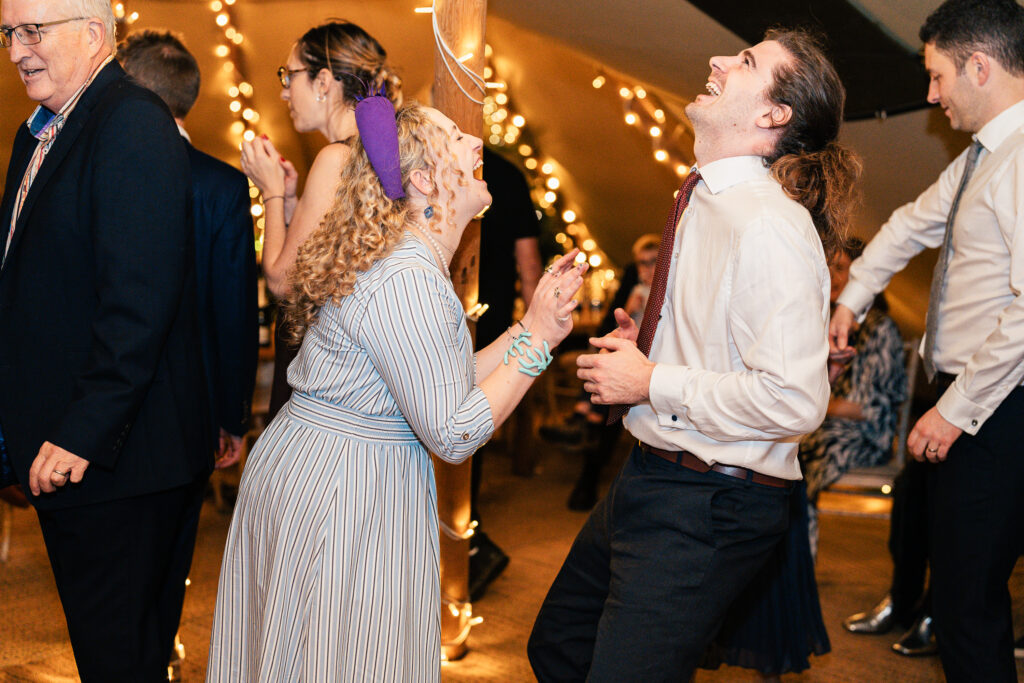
[23,54,114,141]
[694,155,770,195]
[975,98,1024,153]
[176,122,191,143]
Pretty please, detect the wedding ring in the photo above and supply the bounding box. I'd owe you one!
[926,447,938,453]
[53,469,68,477]
[544,266,555,275]
[557,314,571,322]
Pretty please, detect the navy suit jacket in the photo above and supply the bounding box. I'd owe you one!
[0,61,212,510]
[187,142,258,441]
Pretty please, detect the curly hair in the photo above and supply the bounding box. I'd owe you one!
[284,104,468,343]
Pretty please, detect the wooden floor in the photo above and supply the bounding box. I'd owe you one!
[1,432,1022,681]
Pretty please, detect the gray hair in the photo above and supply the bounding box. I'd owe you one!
[61,0,117,51]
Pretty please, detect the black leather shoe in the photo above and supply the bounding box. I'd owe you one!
[843,594,896,634]
[468,531,509,602]
[892,614,937,657]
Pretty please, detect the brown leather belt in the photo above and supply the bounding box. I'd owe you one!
[639,442,793,489]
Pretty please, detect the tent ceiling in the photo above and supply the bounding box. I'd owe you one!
[0,0,979,335]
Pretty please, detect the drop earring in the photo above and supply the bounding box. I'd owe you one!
[316,92,326,103]
[424,206,435,219]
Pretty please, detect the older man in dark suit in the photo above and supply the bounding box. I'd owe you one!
[0,0,211,678]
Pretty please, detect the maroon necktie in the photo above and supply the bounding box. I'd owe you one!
[607,170,701,424]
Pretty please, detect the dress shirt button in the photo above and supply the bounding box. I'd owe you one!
[461,433,470,441]
[971,419,978,427]
[671,415,678,422]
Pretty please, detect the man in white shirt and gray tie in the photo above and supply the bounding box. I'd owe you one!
[528,29,862,681]
[829,1,1024,680]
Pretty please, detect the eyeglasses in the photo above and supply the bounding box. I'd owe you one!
[277,66,311,88]
[0,17,85,48]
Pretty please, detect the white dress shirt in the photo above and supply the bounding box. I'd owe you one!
[625,156,831,480]
[838,99,1024,435]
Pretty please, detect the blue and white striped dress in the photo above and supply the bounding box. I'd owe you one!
[206,236,495,682]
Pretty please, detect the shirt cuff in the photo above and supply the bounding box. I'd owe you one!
[935,383,993,435]
[648,363,696,430]
[836,280,876,323]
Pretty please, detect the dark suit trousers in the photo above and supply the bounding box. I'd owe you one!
[887,457,930,628]
[528,445,790,682]
[928,381,1024,683]
[36,476,207,682]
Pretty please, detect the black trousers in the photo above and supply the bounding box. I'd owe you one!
[36,476,207,682]
[887,457,930,628]
[928,381,1024,683]
[528,445,790,682]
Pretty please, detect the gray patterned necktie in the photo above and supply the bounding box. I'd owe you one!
[922,140,984,381]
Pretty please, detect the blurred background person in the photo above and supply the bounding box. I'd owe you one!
[119,29,258,472]
[800,237,907,557]
[469,146,542,600]
[240,21,402,420]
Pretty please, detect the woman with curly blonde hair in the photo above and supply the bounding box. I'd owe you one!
[207,102,586,681]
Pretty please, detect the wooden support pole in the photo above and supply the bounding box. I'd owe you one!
[431,0,487,663]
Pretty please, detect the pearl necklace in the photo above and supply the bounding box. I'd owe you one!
[412,225,451,271]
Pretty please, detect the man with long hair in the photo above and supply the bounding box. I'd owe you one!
[528,28,860,680]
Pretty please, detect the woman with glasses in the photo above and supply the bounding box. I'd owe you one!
[241,20,402,419]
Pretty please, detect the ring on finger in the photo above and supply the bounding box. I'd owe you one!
[556,314,571,322]
[544,266,555,275]
[554,287,561,299]
[926,446,938,453]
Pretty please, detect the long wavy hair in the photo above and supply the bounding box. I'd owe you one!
[284,104,465,343]
[762,28,863,255]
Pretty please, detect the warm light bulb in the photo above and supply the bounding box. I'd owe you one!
[562,210,576,223]
[654,108,666,123]
[215,12,229,26]
[634,87,647,99]
[582,238,596,251]
[524,158,538,170]
[589,254,602,267]
[243,130,256,141]
[546,177,560,190]
[575,252,587,264]
[495,93,508,105]
[676,163,690,176]
[604,269,616,281]
[251,204,264,217]
[518,144,532,157]
[541,162,555,175]
[485,43,493,58]
[544,191,557,203]
[555,232,568,244]
[512,114,525,128]
[225,27,236,39]
[483,66,493,79]
[654,150,669,162]
[239,82,253,96]
[414,6,433,13]
[222,61,235,73]
[489,134,501,145]
[592,75,606,89]
[230,121,245,135]
[490,123,502,134]
[624,113,638,125]
[457,52,473,63]
[227,85,239,97]
[649,126,662,137]
[214,45,230,58]
[242,108,255,121]
[503,132,517,144]
[232,33,244,45]
[229,100,242,113]
[619,87,632,99]
[224,0,235,4]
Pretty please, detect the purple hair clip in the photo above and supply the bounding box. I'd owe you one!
[354,85,405,200]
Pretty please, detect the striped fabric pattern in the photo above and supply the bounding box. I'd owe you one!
[207,237,495,682]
